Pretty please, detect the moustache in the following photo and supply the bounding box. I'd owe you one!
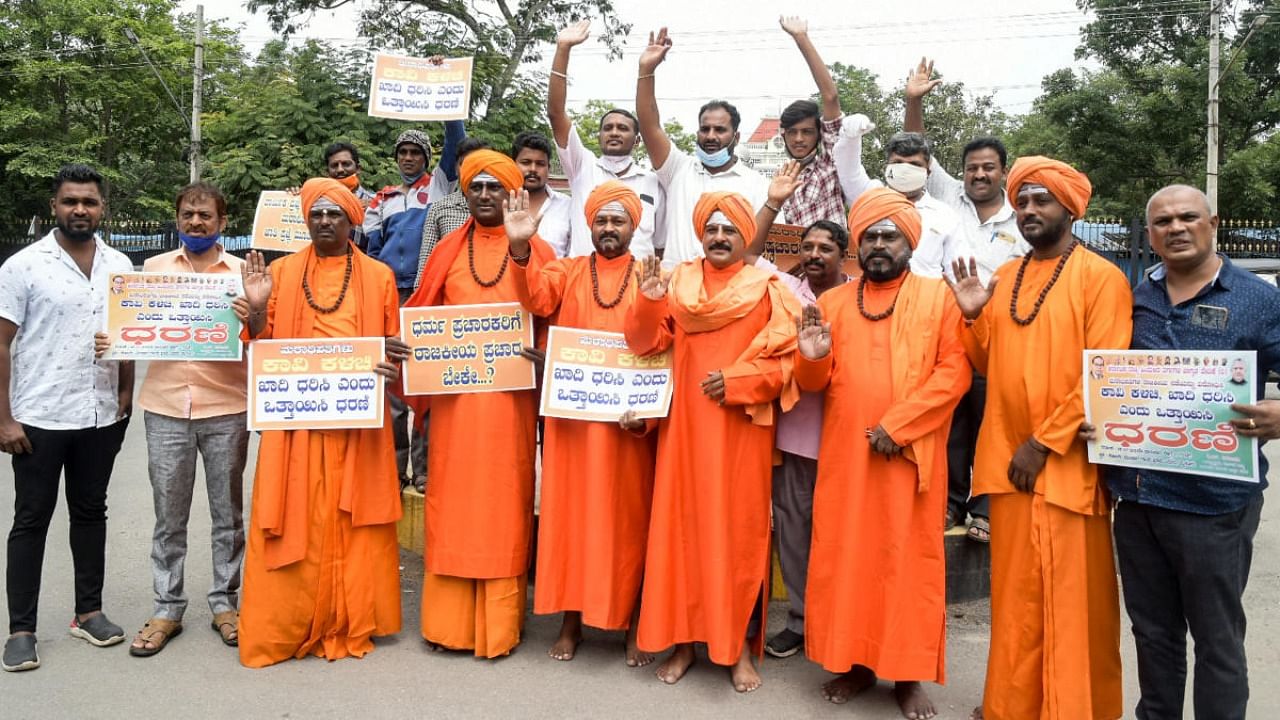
[598,232,621,242]
[707,241,733,253]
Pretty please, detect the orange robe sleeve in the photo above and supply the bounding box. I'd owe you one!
[878,300,971,446]
[961,312,991,376]
[795,352,833,392]
[1031,268,1133,455]
[514,252,570,318]
[624,293,675,356]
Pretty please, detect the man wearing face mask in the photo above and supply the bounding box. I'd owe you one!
[0,164,134,672]
[832,128,962,282]
[775,15,846,228]
[549,20,666,260]
[512,131,573,257]
[320,142,374,250]
[903,58,1030,545]
[795,188,970,720]
[94,183,251,657]
[636,28,770,269]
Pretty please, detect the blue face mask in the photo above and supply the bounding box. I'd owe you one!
[400,170,426,185]
[696,145,733,169]
[178,231,219,254]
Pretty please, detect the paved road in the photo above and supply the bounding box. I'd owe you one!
[2,417,1278,718]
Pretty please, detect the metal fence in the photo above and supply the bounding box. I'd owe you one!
[0,220,254,267]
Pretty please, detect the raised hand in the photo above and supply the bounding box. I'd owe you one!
[639,27,672,74]
[636,255,667,301]
[503,189,543,246]
[558,19,590,47]
[778,15,808,37]
[242,250,272,313]
[796,304,832,360]
[945,257,997,321]
[905,56,942,100]
[767,160,805,207]
[427,55,445,66]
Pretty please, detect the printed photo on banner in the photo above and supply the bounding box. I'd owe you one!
[251,191,312,252]
[248,337,385,431]
[541,327,674,422]
[367,53,473,122]
[766,223,859,275]
[1083,349,1258,483]
[102,271,243,361]
[400,303,534,395]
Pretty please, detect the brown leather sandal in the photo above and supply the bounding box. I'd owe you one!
[129,618,183,657]
[211,611,238,647]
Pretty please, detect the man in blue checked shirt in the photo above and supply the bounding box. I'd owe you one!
[1082,184,1280,720]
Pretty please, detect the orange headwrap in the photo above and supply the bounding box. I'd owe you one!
[1005,155,1093,219]
[459,149,523,192]
[583,180,642,227]
[846,187,922,249]
[692,191,757,242]
[299,177,365,226]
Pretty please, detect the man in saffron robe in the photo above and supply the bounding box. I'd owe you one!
[625,191,801,693]
[237,178,405,667]
[946,157,1130,719]
[795,188,970,719]
[513,180,658,666]
[405,149,556,658]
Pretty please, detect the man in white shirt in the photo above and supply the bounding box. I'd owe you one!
[548,21,665,259]
[0,164,134,672]
[832,128,963,280]
[902,58,1030,544]
[512,131,574,257]
[636,28,770,268]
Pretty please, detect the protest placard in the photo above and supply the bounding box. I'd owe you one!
[102,271,243,361]
[1084,349,1258,482]
[367,53,473,122]
[401,303,535,395]
[765,223,860,275]
[251,191,311,252]
[248,337,385,431]
[540,327,673,422]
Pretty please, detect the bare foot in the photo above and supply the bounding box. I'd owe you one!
[894,681,937,719]
[655,643,696,685]
[969,706,984,720]
[730,647,762,693]
[625,623,654,667]
[547,612,583,661]
[822,666,876,704]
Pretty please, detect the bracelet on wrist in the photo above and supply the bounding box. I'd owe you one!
[550,69,568,80]
[637,73,655,80]
[764,202,781,213]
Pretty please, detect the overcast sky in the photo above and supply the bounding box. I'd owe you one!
[184,0,1094,136]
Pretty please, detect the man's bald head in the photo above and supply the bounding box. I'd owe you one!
[1145,184,1210,225]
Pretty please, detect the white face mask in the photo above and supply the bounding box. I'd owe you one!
[598,154,634,175]
[884,162,928,195]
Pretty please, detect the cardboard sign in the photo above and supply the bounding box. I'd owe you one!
[103,271,243,361]
[401,303,535,395]
[1084,349,1258,482]
[541,327,674,422]
[251,191,312,252]
[248,337,385,431]
[765,223,860,275]
[367,53,473,122]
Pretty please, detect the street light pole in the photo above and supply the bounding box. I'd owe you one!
[1206,0,1221,214]
[190,5,204,183]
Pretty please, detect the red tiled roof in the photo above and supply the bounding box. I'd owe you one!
[748,118,780,144]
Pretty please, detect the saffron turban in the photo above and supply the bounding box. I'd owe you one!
[299,177,365,226]
[583,180,642,227]
[1005,155,1093,219]
[846,187,922,249]
[692,191,757,241]
[459,149,523,193]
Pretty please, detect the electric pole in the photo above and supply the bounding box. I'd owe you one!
[190,4,204,183]
[1206,0,1221,214]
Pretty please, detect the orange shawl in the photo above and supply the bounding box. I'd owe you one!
[668,260,802,425]
[256,244,401,569]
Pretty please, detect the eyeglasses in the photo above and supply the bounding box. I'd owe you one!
[308,208,347,221]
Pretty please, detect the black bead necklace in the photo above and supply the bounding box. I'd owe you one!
[1009,241,1078,326]
[301,249,353,314]
[856,277,898,321]
[468,226,509,288]
[590,253,635,309]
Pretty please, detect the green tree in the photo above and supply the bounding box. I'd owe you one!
[567,98,694,163]
[0,0,239,221]
[246,0,630,124]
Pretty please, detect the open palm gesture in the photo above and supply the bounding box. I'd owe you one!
[945,257,998,321]
[797,304,832,360]
[905,56,942,100]
[636,255,667,301]
[768,160,805,206]
[242,250,272,312]
[639,27,672,73]
[502,189,543,245]
[558,19,590,47]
